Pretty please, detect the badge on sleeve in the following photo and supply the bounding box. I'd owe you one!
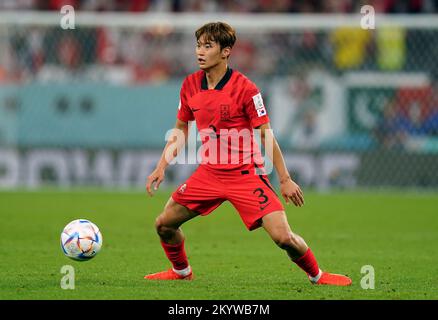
[252,93,266,117]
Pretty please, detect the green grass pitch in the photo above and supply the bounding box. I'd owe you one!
[1,189,437,300]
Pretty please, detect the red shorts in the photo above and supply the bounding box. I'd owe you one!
[171,164,284,231]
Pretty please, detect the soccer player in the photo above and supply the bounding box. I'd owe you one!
[145,22,351,286]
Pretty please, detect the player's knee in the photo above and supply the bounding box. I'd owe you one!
[154,216,176,239]
[274,232,301,250]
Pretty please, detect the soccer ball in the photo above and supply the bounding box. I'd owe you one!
[61,219,103,261]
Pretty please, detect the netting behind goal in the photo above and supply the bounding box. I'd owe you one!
[0,12,438,189]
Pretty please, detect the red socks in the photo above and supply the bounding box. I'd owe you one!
[293,248,320,278]
[161,240,189,271]
[161,240,319,279]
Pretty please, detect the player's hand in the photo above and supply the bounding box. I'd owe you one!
[280,177,304,207]
[146,167,165,196]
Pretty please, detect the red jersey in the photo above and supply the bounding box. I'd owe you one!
[177,68,270,170]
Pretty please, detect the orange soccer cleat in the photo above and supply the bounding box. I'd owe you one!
[144,268,193,280]
[313,272,352,286]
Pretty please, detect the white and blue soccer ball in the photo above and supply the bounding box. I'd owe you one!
[61,219,103,261]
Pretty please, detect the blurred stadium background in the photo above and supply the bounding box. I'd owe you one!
[1,0,438,191]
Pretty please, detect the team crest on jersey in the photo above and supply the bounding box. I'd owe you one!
[252,93,266,117]
[178,183,187,194]
[220,104,231,121]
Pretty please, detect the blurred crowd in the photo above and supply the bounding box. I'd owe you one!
[2,23,438,84]
[1,0,438,84]
[2,0,438,13]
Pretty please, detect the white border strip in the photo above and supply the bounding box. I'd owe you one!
[0,12,437,30]
[343,72,430,87]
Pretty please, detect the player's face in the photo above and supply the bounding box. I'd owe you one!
[196,36,228,70]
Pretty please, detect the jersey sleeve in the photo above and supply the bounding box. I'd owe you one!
[243,83,270,128]
[176,79,194,122]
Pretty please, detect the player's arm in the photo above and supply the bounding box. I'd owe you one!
[146,118,189,196]
[257,122,304,207]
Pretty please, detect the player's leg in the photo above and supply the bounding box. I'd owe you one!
[145,166,225,280]
[155,196,199,245]
[262,210,352,286]
[261,210,308,260]
[145,197,199,280]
